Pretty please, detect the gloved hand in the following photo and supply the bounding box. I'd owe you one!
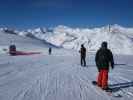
[112,66,114,70]
[110,62,114,70]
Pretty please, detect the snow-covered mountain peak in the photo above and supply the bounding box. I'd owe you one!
[1,24,133,54]
[27,27,46,33]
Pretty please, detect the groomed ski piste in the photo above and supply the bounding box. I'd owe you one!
[0,30,133,100]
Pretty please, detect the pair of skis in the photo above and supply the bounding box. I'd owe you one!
[92,81,122,97]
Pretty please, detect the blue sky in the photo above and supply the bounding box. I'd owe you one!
[0,0,133,29]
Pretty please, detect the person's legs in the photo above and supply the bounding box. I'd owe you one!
[97,70,103,87]
[83,58,86,66]
[101,69,108,89]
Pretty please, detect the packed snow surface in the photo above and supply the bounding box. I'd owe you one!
[0,30,133,100]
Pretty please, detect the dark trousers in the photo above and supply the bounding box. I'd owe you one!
[81,57,86,66]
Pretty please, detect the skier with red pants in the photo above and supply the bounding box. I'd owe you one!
[95,41,114,90]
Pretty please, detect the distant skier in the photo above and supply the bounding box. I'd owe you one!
[95,41,114,90]
[79,44,86,66]
[49,47,52,55]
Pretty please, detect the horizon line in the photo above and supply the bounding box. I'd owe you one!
[0,24,133,30]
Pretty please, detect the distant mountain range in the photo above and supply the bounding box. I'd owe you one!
[1,24,133,54]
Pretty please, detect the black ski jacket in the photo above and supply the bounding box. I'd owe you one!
[95,47,114,71]
[80,47,86,58]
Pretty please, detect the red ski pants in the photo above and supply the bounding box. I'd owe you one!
[97,69,108,89]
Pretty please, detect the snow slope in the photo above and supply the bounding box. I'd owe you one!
[0,30,57,55]
[0,30,133,100]
[46,25,133,54]
[5,24,133,54]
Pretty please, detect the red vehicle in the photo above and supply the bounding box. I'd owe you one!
[9,44,41,56]
[9,45,16,55]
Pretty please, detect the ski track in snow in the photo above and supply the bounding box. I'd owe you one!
[0,50,133,100]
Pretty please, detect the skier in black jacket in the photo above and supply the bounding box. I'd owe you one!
[95,41,114,90]
[80,44,86,66]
